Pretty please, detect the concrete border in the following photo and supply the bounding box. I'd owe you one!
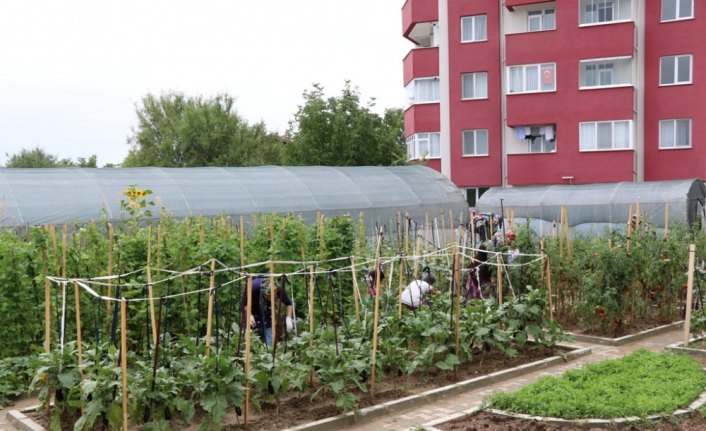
[417,371,706,430]
[281,344,591,431]
[6,406,44,431]
[568,321,683,346]
[667,334,706,357]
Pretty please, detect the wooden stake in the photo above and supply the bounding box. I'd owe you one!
[405,212,410,257]
[627,205,633,253]
[559,207,565,258]
[244,276,253,427]
[269,221,277,348]
[635,202,641,228]
[147,224,158,347]
[545,254,554,322]
[664,203,670,237]
[454,249,461,359]
[74,282,85,394]
[205,259,216,356]
[370,232,383,400]
[449,209,455,244]
[397,211,402,252]
[42,233,51,353]
[398,256,405,318]
[470,210,476,249]
[120,298,129,431]
[683,244,696,347]
[351,257,360,319]
[308,266,315,386]
[61,225,68,279]
[425,212,430,254]
[156,223,162,270]
[240,216,245,269]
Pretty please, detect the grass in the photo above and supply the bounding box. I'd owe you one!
[489,349,706,419]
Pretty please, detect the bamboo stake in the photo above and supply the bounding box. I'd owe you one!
[413,234,421,280]
[565,208,572,260]
[425,212,430,255]
[308,266,315,386]
[636,202,641,228]
[62,225,68,279]
[240,216,245,269]
[398,255,405,318]
[449,209,455,245]
[205,259,216,356]
[497,252,503,305]
[405,212,410,257]
[370,231,383,400]
[489,214,494,239]
[156,222,162,270]
[43,234,51,353]
[684,244,696,346]
[440,209,447,248]
[74,282,84,383]
[543,245,554,322]
[269,221,277,348]
[107,224,114,314]
[396,211,402,252]
[147,224,158,347]
[351,257,360,319]
[470,210,476,249]
[559,207,565,258]
[120,298,129,431]
[664,203,670,237]
[244,276,253,427]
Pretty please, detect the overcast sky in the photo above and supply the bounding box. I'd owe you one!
[0,0,412,166]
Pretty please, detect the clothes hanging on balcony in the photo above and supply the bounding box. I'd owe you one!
[515,126,526,141]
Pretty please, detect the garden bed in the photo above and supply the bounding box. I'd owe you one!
[565,320,684,346]
[667,335,706,357]
[14,344,588,431]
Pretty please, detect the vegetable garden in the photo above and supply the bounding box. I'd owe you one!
[1,189,706,430]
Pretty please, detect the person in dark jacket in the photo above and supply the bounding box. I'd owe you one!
[241,277,293,346]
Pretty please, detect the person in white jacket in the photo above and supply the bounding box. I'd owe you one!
[401,272,437,310]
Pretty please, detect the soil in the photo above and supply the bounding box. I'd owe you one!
[437,410,706,431]
[560,316,680,338]
[26,346,559,431]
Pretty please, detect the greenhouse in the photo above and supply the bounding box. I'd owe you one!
[477,179,706,236]
[0,165,468,228]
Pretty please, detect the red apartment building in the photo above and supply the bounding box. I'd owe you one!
[402,0,706,206]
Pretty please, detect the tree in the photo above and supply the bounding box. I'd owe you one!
[123,92,284,167]
[4,147,96,168]
[285,82,405,166]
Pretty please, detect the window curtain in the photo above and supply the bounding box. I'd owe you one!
[430,133,441,157]
[474,15,487,40]
[676,119,691,146]
[415,79,439,102]
[580,123,596,150]
[526,66,539,91]
[613,121,630,149]
[509,67,522,92]
[475,73,487,98]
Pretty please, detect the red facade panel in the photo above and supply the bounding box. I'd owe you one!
[505,0,551,10]
[404,103,440,137]
[508,150,634,185]
[644,3,706,181]
[448,0,502,187]
[403,47,440,86]
[402,0,439,39]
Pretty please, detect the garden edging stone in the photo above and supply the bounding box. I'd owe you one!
[568,321,684,346]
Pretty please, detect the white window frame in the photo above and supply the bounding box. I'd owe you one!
[461,15,487,43]
[461,72,488,100]
[406,132,441,160]
[661,0,694,22]
[660,54,693,86]
[579,120,633,151]
[507,63,556,94]
[462,129,489,157]
[528,9,556,32]
[528,126,557,153]
[405,77,440,104]
[579,0,633,26]
[579,56,633,89]
[659,119,692,149]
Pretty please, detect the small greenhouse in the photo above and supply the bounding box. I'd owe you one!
[477,179,706,236]
[0,165,468,229]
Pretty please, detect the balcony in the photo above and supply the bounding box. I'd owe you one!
[508,150,634,185]
[403,47,439,85]
[402,0,438,41]
[403,103,440,137]
[505,0,552,10]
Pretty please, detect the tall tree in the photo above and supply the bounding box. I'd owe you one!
[285,82,405,166]
[4,147,96,168]
[123,92,284,167]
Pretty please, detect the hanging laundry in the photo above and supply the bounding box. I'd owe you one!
[515,126,526,140]
[544,125,555,141]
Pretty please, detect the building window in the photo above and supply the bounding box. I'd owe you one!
[580,57,633,88]
[406,132,441,160]
[514,125,556,153]
[662,0,694,21]
[579,0,632,25]
[405,77,440,104]
[508,63,556,93]
[461,15,487,42]
[528,9,556,31]
[659,119,691,148]
[579,120,632,151]
[462,129,489,156]
[466,187,489,207]
[462,72,488,99]
[660,55,692,85]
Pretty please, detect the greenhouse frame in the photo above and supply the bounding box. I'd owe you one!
[0,165,468,229]
[477,179,706,236]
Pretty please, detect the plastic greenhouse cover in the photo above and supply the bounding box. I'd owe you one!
[0,166,468,229]
[477,179,706,232]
